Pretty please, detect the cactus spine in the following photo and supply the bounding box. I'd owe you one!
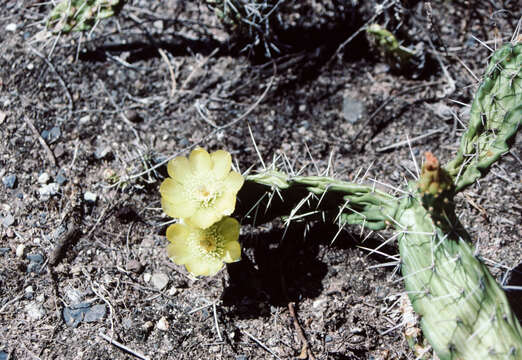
[47,0,125,33]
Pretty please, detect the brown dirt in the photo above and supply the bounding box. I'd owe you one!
[0,1,520,359]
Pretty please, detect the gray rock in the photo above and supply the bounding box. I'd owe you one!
[0,351,8,360]
[342,96,365,124]
[37,172,50,184]
[83,304,106,322]
[41,126,61,144]
[151,272,169,290]
[25,302,45,320]
[94,146,112,160]
[236,356,248,360]
[1,213,15,227]
[27,253,44,273]
[0,247,10,255]
[38,183,59,199]
[56,171,67,185]
[2,174,17,189]
[63,302,106,327]
[84,191,97,203]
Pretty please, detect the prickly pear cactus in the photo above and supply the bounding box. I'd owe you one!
[445,42,521,192]
[397,154,522,360]
[47,0,125,33]
[204,0,280,55]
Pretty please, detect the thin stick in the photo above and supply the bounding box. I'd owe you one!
[158,48,177,97]
[23,117,57,167]
[99,332,150,360]
[242,330,282,360]
[29,47,73,119]
[288,302,315,360]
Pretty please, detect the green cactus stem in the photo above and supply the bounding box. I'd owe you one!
[397,154,522,359]
[236,169,400,231]
[47,0,126,33]
[366,23,417,70]
[234,153,521,359]
[445,42,521,192]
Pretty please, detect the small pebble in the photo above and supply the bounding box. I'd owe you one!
[5,23,17,32]
[0,351,7,360]
[2,174,17,189]
[325,335,333,343]
[126,259,144,274]
[83,304,106,322]
[94,146,112,160]
[41,126,61,144]
[84,191,97,203]
[1,213,15,227]
[37,172,50,184]
[16,244,26,258]
[56,171,67,185]
[25,302,45,321]
[143,272,151,283]
[151,273,169,290]
[38,183,59,199]
[236,356,248,360]
[156,316,169,331]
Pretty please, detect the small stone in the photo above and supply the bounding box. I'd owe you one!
[143,272,151,283]
[6,23,17,32]
[325,335,333,343]
[94,146,112,160]
[1,213,15,227]
[0,351,8,360]
[42,126,61,144]
[54,143,65,158]
[38,172,50,184]
[83,304,106,322]
[0,110,6,124]
[350,327,364,334]
[56,171,67,185]
[79,115,90,124]
[142,320,153,330]
[236,356,248,360]
[126,259,144,274]
[16,244,26,258]
[0,247,10,255]
[25,302,45,320]
[151,273,169,290]
[36,293,45,303]
[38,183,59,199]
[63,302,90,327]
[342,96,365,124]
[156,316,169,331]
[84,191,97,203]
[27,253,44,273]
[125,110,143,123]
[167,287,178,296]
[2,174,17,189]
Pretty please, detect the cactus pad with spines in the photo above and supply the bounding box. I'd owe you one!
[445,42,522,192]
[47,0,125,33]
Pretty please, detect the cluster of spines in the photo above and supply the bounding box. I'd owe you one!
[47,0,125,33]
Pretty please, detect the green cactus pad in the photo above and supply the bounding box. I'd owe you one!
[397,192,522,359]
[47,0,125,33]
[445,42,522,192]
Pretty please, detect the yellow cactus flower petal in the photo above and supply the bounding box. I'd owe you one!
[189,147,212,174]
[160,148,245,229]
[165,217,241,277]
[224,171,245,193]
[214,192,236,216]
[159,178,187,203]
[167,156,192,184]
[161,197,198,219]
[222,241,241,263]
[217,216,240,243]
[187,208,222,229]
[210,150,232,179]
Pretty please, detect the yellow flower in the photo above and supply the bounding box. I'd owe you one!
[166,217,241,276]
[160,148,244,229]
